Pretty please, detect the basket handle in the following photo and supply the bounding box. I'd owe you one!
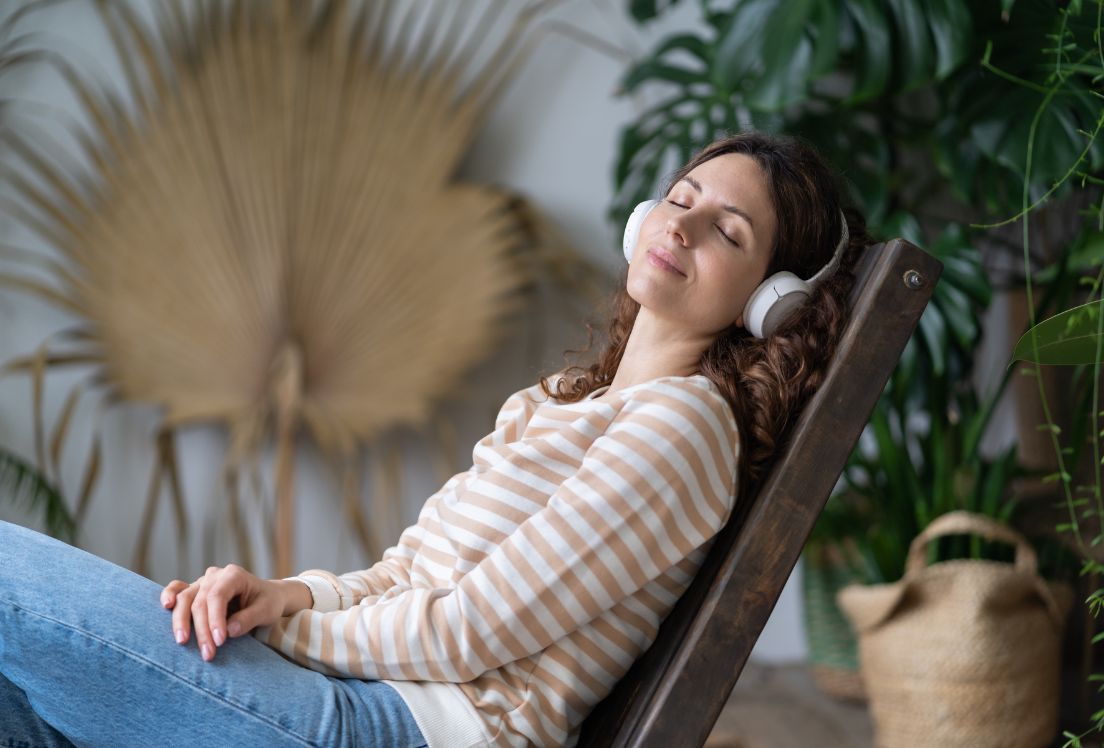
[905,511,1037,577]
[903,511,1072,630]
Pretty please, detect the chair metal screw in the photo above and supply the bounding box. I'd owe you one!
[903,270,924,289]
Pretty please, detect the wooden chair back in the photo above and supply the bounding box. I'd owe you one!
[575,238,942,747]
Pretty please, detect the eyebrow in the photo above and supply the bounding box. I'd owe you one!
[680,176,755,234]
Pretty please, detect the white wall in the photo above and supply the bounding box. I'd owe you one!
[3,0,1025,666]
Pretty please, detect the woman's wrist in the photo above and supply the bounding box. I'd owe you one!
[273,579,313,616]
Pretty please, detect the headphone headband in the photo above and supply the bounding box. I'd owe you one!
[807,209,849,285]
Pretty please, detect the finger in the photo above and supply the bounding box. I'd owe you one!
[226,609,246,639]
[160,579,189,608]
[191,584,216,662]
[225,591,254,638]
[172,583,198,644]
[206,565,240,649]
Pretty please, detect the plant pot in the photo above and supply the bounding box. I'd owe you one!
[801,543,866,702]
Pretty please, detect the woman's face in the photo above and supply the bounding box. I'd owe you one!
[626,152,778,335]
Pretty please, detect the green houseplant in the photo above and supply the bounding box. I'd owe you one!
[985,0,1104,740]
[0,446,74,541]
[616,0,1094,719]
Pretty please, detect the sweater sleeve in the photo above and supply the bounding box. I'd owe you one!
[283,469,472,611]
[279,385,537,611]
[258,381,738,682]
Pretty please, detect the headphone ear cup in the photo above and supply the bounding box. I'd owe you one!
[623,200,660,263]
[742,272,812,339]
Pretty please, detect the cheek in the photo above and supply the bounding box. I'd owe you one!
[712,261,760,316]
[640,211,661,241]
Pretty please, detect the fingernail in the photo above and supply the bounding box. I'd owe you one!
[175,629,185,644]
[228,622,241,637]
[213,628,225,646]
[202,644,212,661]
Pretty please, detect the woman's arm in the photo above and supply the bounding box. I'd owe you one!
[256,381,738,683]
[161,460,479,661]
[280,384,538,611]
[283,468,471,610]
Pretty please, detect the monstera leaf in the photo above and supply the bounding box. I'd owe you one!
[610,0,975,224]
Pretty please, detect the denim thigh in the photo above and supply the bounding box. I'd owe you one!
[0,520,427,748]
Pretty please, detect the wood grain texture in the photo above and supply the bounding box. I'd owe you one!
[576,238,942,748]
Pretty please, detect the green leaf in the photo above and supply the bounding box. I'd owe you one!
[937,250,991,306]
[749,26,814,111]
[930,414,948,511]
[970,86,1086,188]
[936,282,981,351]
[878,210,924,247]
[933,123,982,204]
[885,0,933,90]
[621,60,707,94]
[869,405,906,499]
[917,304,948,377]
[844,0,891,103]
[926,0,972,79]
[0,448,75,543]
[714,0,776,92]
[630,0,685,23]
[746,0,817,111]
[979,451,1015,517]
[1037,231,1104,284]
[614,121,665,187]
[630,0,657,22]
[652,33,712,68]
[808,1,841,79]
[1012,299,1104,365]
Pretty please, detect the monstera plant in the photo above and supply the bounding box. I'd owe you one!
[613,0,1044,547]
[615,0,1098,719]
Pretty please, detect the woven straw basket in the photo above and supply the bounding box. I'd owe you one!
[837,511,1073,748]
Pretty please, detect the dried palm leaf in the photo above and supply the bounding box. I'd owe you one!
[0,0,609,577]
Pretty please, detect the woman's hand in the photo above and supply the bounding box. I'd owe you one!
[160,564,287,662]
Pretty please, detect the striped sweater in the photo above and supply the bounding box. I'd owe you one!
[254,372,740,747]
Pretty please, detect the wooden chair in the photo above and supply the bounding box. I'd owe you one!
[575,238,942,748]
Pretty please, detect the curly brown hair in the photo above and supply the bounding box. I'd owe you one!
[539,130,875,499]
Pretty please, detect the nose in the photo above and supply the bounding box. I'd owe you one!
[664,211,691,247]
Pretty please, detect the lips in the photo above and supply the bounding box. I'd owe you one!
[647,247,685,276]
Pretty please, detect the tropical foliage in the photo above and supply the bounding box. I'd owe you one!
[616,0,1101,730]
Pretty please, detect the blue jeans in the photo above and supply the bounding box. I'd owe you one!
[0,520,427,747]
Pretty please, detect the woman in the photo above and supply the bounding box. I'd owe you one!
[0,131,871,747]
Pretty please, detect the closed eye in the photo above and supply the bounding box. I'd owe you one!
[666,199,739,247]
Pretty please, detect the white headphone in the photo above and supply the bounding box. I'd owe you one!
[622,200,849,338]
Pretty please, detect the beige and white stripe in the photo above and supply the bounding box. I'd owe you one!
[255,373,739,747]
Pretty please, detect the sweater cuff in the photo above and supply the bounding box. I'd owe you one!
[283,574,341,612]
